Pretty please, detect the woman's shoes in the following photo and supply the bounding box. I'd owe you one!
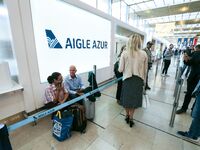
[125,116,135,127]
[125,115,129,124]
[129,119,134,128]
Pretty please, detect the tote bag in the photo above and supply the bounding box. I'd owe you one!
[53,111,73,141]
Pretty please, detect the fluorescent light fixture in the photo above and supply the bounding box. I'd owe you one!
[125,0,152,5]
[180,6,189,12]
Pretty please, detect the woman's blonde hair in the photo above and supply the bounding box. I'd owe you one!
[127,33,142,57]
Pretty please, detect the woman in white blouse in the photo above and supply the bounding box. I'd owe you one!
[118,34,148,127]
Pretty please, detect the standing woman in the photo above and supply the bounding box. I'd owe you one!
[118,34,148,127]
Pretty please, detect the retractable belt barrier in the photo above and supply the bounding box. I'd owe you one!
[8,77,122,132]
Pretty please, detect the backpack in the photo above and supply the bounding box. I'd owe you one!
[68,104,87,133]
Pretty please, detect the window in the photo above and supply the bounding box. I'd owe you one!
[112,1,120,20]
[0,2,19,82]
[80,0,96,8]
[120,1,128,22]
[97,0,110,14]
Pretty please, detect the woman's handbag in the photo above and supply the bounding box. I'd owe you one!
[52,110,73,141]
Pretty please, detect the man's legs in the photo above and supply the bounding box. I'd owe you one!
[162,60,167,74]
[188,118,200,138]
[164,60,171,75]
[176,79,198,114]
[116,79,122,103]
[145,68,151,90]
[177,118,200,141]
[162,60,170,75]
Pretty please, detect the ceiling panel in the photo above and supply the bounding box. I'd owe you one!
[144,12,200,25]
[113,0,200,40]
[133,1,200,19]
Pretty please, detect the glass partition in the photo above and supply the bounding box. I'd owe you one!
[0,2,19,83]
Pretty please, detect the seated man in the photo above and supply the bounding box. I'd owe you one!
[64,65,85,104]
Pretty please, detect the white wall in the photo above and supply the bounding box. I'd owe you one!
[0,0,146,119]
[0,92,24,119]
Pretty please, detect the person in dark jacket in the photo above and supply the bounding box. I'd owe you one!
[143,41,153,90]
[177,80,200,142]
[0,124,12,150]
[114,45,126,104]
[176,44,200,114]
[162,44,173,76]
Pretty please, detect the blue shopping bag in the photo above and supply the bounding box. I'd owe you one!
[53,110,73,141]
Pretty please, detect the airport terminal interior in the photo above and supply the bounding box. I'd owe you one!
[0,0,200,149]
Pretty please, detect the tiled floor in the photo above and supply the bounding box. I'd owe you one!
[9,57,200,150]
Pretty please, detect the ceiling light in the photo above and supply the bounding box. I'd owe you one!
[155,22,175,37]
[180,6,189,12]
[180,21,185,25]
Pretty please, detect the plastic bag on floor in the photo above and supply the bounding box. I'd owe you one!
[142,94,150,108]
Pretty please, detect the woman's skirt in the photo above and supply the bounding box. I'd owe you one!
[121,75,144,108]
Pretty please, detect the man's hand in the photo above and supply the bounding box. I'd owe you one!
[76,89,84,93]
[183,53,190,62]
[76,91,84,96]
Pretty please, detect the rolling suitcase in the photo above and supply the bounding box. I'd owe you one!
[84,98,95,120]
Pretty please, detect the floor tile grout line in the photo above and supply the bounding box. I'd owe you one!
[101,92,177,107]
[120,113,200,146]
[101,92,195,118]
[149,97,174,106]
[101,93,116,99]
[88,120,106,129]
[88,109,123,130]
